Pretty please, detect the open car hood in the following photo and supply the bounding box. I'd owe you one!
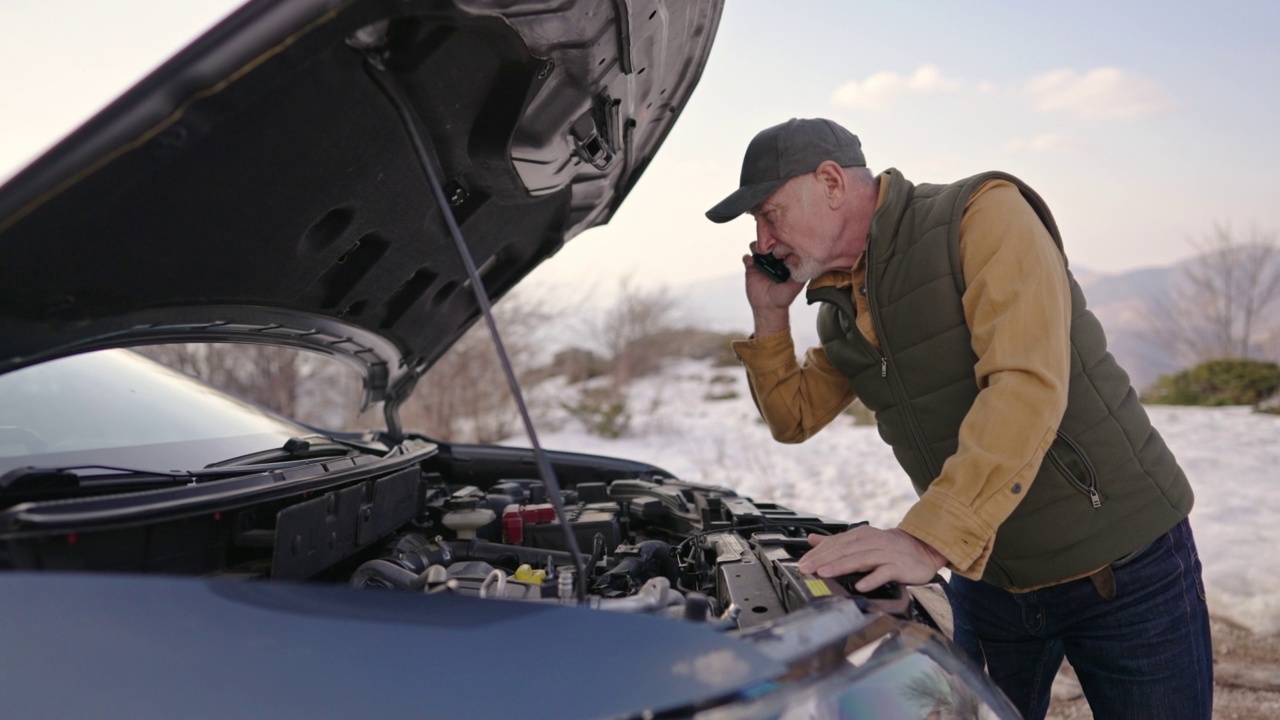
[0,0,722,409]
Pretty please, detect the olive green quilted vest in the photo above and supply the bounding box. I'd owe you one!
[808,169,1193,589]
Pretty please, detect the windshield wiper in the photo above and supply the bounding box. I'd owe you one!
[203,435,360,469]
[0,451,353,502]
[0,464,195,501]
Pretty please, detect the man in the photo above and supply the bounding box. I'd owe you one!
[706,118,1211,720]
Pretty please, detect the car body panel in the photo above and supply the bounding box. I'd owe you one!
[0,572,783,718]
[0,2,1023,718]
[0,0,722,410]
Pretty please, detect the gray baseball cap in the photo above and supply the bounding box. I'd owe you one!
[705,118,865,223]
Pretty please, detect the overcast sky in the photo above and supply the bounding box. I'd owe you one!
[3,0,1278,293]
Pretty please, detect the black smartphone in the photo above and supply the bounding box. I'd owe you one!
[752,253,790,283]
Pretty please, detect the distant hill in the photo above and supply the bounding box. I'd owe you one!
[676,263,1183,391]
[1072,265,1179,389]
[675,273,822,352]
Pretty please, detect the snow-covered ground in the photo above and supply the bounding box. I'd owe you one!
[514,358,1280,636]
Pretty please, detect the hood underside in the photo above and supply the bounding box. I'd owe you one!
[0,0,722,408]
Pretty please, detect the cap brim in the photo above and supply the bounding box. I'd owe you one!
[704,178,787,223]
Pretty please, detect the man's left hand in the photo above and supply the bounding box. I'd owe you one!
[797,526,947,593]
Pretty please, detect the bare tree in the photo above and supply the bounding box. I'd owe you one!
[1144,223,1280,365]
[401,286,560,443]
[595,276,682,384]
[138,344,361,427]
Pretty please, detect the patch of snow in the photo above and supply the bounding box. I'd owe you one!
[509,359,1280,635]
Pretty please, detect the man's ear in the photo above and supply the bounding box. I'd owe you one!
[814,160,846,208]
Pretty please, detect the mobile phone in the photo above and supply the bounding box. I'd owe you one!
[752,253,791,284]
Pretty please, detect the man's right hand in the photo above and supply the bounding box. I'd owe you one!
[744,241,804,336]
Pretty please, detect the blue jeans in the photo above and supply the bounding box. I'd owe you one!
[944,518,1212,720]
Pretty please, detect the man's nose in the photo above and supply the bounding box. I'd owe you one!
[755,217,776,253]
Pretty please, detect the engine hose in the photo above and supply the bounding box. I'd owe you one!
[349,559,428,590]
[593,540,676,597]
[592,577,684,613]
[392,535,578,572]
[582,533,607,581]
[478,568,508,599]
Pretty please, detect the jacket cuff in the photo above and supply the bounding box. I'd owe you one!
[731,330,796,372]
[898,489,995,578]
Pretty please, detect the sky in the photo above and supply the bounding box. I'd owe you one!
[3,1,1279,295]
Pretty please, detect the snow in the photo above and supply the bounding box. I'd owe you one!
[513,358,1280,636]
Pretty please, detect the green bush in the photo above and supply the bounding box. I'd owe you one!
[1145,359,1280,406]
[561,386,631,438]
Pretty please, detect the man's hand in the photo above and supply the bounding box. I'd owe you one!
[797,526,947,593]
[744,241,804,336]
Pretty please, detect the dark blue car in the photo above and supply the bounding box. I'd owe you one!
[0,1,1017,717]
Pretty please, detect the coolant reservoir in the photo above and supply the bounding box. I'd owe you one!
[443,499,496,539]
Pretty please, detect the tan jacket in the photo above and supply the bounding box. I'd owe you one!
[731,175,1072,583]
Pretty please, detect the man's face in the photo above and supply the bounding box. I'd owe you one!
[751,174,832,284]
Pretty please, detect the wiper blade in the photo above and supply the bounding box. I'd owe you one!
[0,464,192,498]
[203,435,359,469]
[0,453,348,500]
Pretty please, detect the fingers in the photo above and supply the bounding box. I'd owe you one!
[798,528,867,575]
[796,526,944,587]
[853,566,896,593]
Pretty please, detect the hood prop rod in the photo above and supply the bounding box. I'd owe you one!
[364,58,588,604]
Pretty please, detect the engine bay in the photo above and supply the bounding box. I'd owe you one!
[0,438,933,634]
[343,472,919,629]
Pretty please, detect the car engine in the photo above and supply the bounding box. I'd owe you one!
[341,471,919,630]
[0,437,932,634]
[329,442,928,631]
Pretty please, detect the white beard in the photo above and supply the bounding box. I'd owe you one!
[787,253,824,285]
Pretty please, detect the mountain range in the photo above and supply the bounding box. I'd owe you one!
[675,263,1182,391]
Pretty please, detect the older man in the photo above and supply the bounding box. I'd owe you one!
[707,118,1211,720]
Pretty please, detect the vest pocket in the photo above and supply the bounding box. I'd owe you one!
[1046,430,1102,508]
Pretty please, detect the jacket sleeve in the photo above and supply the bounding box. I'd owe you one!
[898,180,1072,579]
[731,330,857,443]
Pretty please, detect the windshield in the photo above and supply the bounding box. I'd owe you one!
[0,349,313,476]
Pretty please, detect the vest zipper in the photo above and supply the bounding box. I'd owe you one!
[1046,430,1102,508]
[863,239,941,480]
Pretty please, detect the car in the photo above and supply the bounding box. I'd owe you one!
[0,1,1019,717]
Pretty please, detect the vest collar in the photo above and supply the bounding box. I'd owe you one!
[866,168,916,264]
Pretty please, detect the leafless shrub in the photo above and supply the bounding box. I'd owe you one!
[399,286,561,443]
[596,276,683,384]
[1143,223,1280,366]
[527,347,608,385]
[136,343,361,428]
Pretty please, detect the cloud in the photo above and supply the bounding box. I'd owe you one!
[1002,133,1084,154]
[829,65,963,110]
[1025,68,1170,120]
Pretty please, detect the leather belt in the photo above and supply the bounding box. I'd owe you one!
[1088,540,1152,602]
